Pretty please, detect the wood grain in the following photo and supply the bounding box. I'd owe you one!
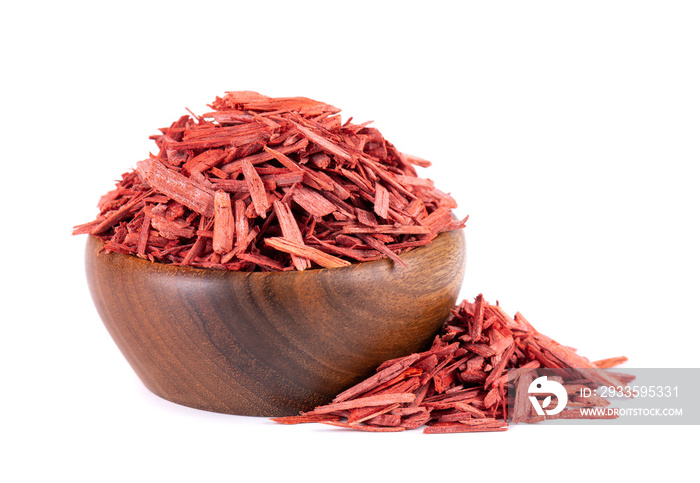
[85,229,466,416]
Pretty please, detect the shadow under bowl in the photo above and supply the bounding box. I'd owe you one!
[85,229,466,417]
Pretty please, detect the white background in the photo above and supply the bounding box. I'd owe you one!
[2,1,698,481]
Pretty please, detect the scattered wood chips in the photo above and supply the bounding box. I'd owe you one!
[272,295,628,433]
[74,91,466,271]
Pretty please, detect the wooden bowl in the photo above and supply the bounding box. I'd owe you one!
[85,229,466,417]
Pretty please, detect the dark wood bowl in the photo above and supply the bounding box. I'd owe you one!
[85,229,466,417]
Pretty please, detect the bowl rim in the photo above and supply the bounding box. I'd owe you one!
[87,228,465,279]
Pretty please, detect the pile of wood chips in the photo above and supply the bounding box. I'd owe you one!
[74,91,466,271]
[272,295,628,433]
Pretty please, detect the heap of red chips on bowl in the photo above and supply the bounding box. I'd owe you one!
[272,295,629,433]
[73,91,466,271]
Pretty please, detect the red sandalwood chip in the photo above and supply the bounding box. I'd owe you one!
[270,295,626,433]
[74,91,465,271]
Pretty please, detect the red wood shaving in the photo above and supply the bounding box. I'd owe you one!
[320,421,406,432]
[272,200,310,271]
[263,237,351,269]
[373,184,390,220]
[213,190,234,254]
[593,356,628,369]
[269,413,342,425]
[74,91,466,271]
[240,158,270,218]
[272,295,627,433]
